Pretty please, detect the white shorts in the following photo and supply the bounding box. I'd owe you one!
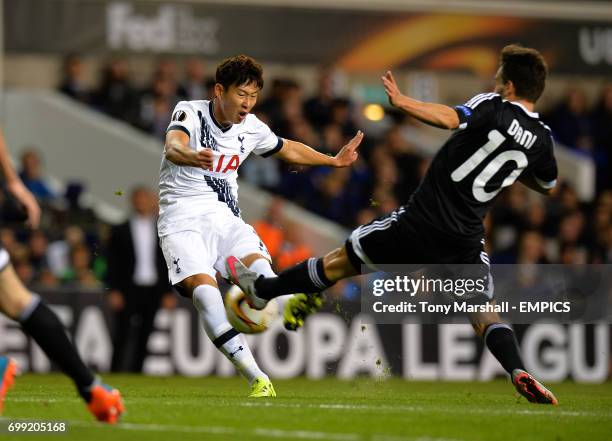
[159,212,271,285]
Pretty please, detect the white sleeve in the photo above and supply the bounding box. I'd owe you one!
[251,119,284,157]
[166,101,198,139]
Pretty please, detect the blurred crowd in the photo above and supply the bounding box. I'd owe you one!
[0,55,608,296]
[59,55,215,139]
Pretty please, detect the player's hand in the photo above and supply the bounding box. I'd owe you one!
[333,130,363,167]
[6,179,41,229]
[381,71,405,108]
[194,148,214,169]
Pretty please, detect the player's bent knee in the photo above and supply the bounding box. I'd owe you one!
[323,247,358,282]
[0,265,33,319]
[468,307,502,338]
[177,273,218,298]
[240,253,271,268]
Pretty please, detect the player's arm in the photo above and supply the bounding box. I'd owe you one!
[275,131,363,168]
[0,128,40,228]
[381,71,459,130]
[519,135,558,196]
[518,173,556,196]
[164,130,213,169]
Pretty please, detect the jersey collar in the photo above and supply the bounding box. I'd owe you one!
[505,100,539,119]
[209,100,233,133]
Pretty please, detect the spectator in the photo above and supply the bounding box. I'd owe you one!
[178,57,209,101]
[137,75,178,139]
[58,54,89,104]
[106,186,173,372]
[61,244,101,288]
[252,197,285,261]
[304,68,335,127]
[19,149,56,202]
[47,225,87,278]
[546,88,593,152]
[92,58,137,123]
[276,222,313,271]
[153,58,179,84]
[329,98,358,136]
[517,230,548,264]
[12,246,34,286]
[591,85,612,190]
[381,125,425,204]
[27,230,51,278]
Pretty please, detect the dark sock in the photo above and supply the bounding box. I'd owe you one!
[255,258,335,300]
[20,298,95,401]
[484,323,525,375]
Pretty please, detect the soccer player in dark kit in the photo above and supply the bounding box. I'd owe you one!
[227,44,559,405]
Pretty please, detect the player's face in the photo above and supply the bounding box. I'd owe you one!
[218,82,260,124]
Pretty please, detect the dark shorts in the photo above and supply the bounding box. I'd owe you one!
[345,206,493,300]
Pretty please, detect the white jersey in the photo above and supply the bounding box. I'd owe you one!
[158,100,283,236]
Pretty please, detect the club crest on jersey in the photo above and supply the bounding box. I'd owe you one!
[172,110,187,122]
[238,135,245,153]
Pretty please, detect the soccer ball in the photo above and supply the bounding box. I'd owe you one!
[224,284,279,334]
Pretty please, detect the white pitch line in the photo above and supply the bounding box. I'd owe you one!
[236,401,611,418]
[6,398,611,419]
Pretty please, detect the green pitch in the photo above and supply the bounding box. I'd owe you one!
[2,375,611,441]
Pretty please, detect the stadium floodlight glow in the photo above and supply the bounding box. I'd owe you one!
[363,103,385,121]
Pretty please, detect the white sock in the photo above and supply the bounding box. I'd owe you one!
[248,259,294,311]
[248,258,276,278]
[192,284,267,383]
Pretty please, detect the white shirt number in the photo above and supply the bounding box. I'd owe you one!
[451,130,527,202]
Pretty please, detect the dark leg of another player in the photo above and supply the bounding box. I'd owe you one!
[470,308,558,404]
[20,296,97,399]
[0,265,95,400]
[0,263,124,421]
[254,246,359,300]
[469,309,525,374]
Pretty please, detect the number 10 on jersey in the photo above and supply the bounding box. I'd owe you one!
[451,130,528,203]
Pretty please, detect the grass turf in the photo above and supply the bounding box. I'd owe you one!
[1,375,611,441]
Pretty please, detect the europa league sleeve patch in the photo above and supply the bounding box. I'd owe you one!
[172,110,187,122]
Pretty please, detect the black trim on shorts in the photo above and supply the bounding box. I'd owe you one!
[172,285,190,298]
[344,239,364,274]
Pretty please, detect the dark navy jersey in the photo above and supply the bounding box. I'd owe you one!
[406,93,557,244]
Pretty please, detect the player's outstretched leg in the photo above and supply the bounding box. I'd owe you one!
[476,321,558,405]
[191,282,275,397]
[240,256,321,331]
[226,250,350,310]
[0,356,18,414]
[0,264,124,422]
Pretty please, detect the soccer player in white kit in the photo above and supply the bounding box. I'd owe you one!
[158,55,363,397]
